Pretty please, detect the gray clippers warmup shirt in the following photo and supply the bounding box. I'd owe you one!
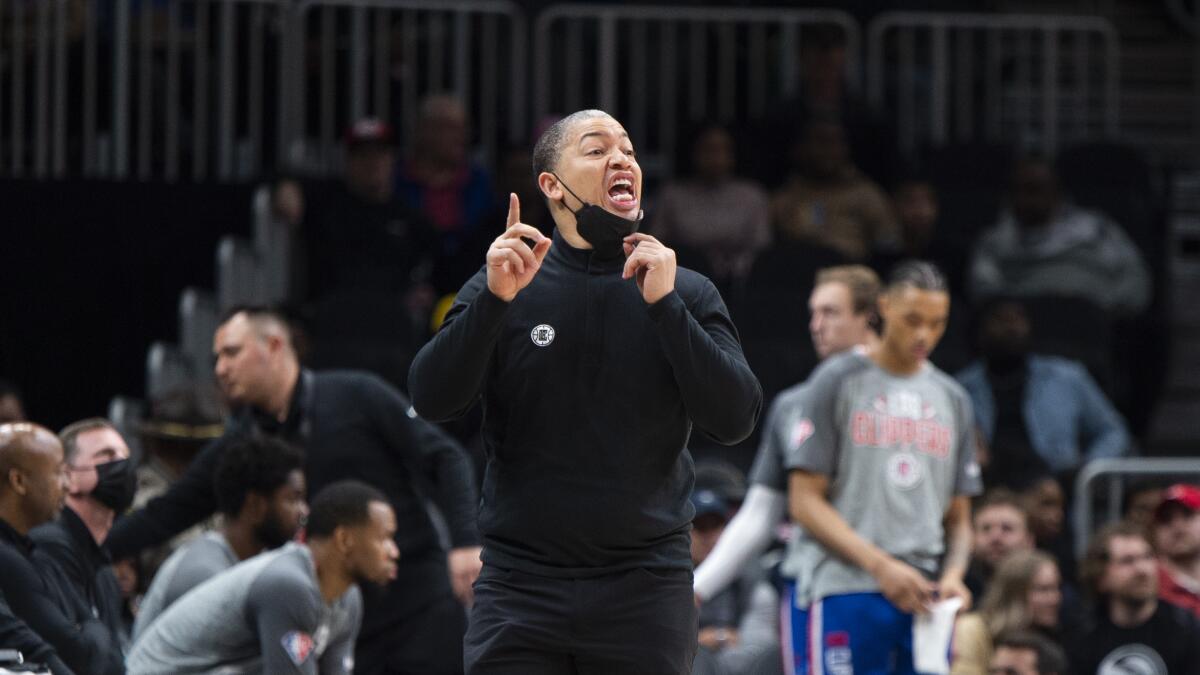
[132,531,238,640]
[783,351,982,602]
[128,543,362,675]
[753,383,822,599]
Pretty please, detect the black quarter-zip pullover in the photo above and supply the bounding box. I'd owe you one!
[409,230,762,577]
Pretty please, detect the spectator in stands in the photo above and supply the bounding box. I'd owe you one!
[968,156,1151,317]
[31,419,133,657]
[132,437,307,638]
[272,119,440,384]
[957,298,1130,487]
[127,481,393,674]
[0,423,122,675]
[1072,521,1200,674]
[273,118,437,304]
[1152,484,1200,618]
[649,122,771,286]
[0,379,26,424]
[965,489,1035,601]
[749,25,897,187]
[1018,475,1077,588]
[1124,480,1167,529]
[988,629,1068,675]
[771,115,899,261]
[953,551,1064,675]
[878,176,967,291]
[107,307,480,675]
[396,94,495,290]
[690,489,780,675]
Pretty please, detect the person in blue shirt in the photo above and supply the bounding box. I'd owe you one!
[956,298,1130,487]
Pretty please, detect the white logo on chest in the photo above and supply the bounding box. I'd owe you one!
[530,324,556,347]
[886,452,922,490]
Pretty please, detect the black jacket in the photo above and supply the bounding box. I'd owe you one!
[30,508,125,657]
[409,231,762,577]
[0,592,73,675]
[0,518,121,675]
[106,369,479,635]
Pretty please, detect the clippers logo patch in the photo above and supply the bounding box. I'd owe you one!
[281,630,315,666]
[530,324,556,347]
[789,418,815,450]
[886,452,922,490]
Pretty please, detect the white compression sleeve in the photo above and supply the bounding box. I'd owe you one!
[693,485,786,600]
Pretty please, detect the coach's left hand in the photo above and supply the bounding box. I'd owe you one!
[448,545,483,608]
[622,233,677,304]
[937,575,972,612]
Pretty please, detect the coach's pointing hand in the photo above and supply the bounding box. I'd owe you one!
[622,234,677,304]
[487,193,551,302]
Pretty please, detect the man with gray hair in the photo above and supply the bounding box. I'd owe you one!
[410,109,762,673]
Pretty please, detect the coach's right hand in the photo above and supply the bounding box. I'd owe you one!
[487,193,551,302]
[872,556,936,615]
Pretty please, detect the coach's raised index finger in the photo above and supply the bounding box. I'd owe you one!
[506,192,520,229]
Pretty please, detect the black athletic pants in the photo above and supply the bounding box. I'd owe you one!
[464,563,699,675]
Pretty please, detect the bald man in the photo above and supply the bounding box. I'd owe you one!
[0,423,120,675]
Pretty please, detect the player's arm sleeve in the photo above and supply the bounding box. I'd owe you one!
[106,433,228,558]
[361,377,480,547]
[408,268,509,421]
[782,367,841,475]
[1072,364,1131,461]
[248,570,322,675]
[694,485,784,600]
[646,279,763,445]
[318,588,362,675]
[953,391,984,496]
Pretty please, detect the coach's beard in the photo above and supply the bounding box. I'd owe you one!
[552,173,642,260]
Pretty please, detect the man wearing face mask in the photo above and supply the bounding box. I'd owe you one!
[31,418,136,660]
[955,298,1130,487]
[409,109,762,674]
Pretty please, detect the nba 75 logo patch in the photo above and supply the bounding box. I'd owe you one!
[789,418,815,450]
[281,630,314,666]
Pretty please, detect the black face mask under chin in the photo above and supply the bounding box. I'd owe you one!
[552,173,642,260]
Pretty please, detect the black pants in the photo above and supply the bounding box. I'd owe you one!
[464,564,699,675]
[355,591,467,675]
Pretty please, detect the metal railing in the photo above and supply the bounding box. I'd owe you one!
[866,12,1119,155]
[279,0,526,174]
[0,0,291,181]
[533,4,860,176]
[1073,457,1200,558]
[1,4,1129,182]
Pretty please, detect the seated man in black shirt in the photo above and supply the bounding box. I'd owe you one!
[1072,521,1200,674]
[31,419,134,659]
[0,423,120,675]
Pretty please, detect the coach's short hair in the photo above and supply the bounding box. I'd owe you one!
[815,265,882,317]
[886,260,949,294]
[532,109,613,179]
[214,437,305,517]
[306,480,389,539]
